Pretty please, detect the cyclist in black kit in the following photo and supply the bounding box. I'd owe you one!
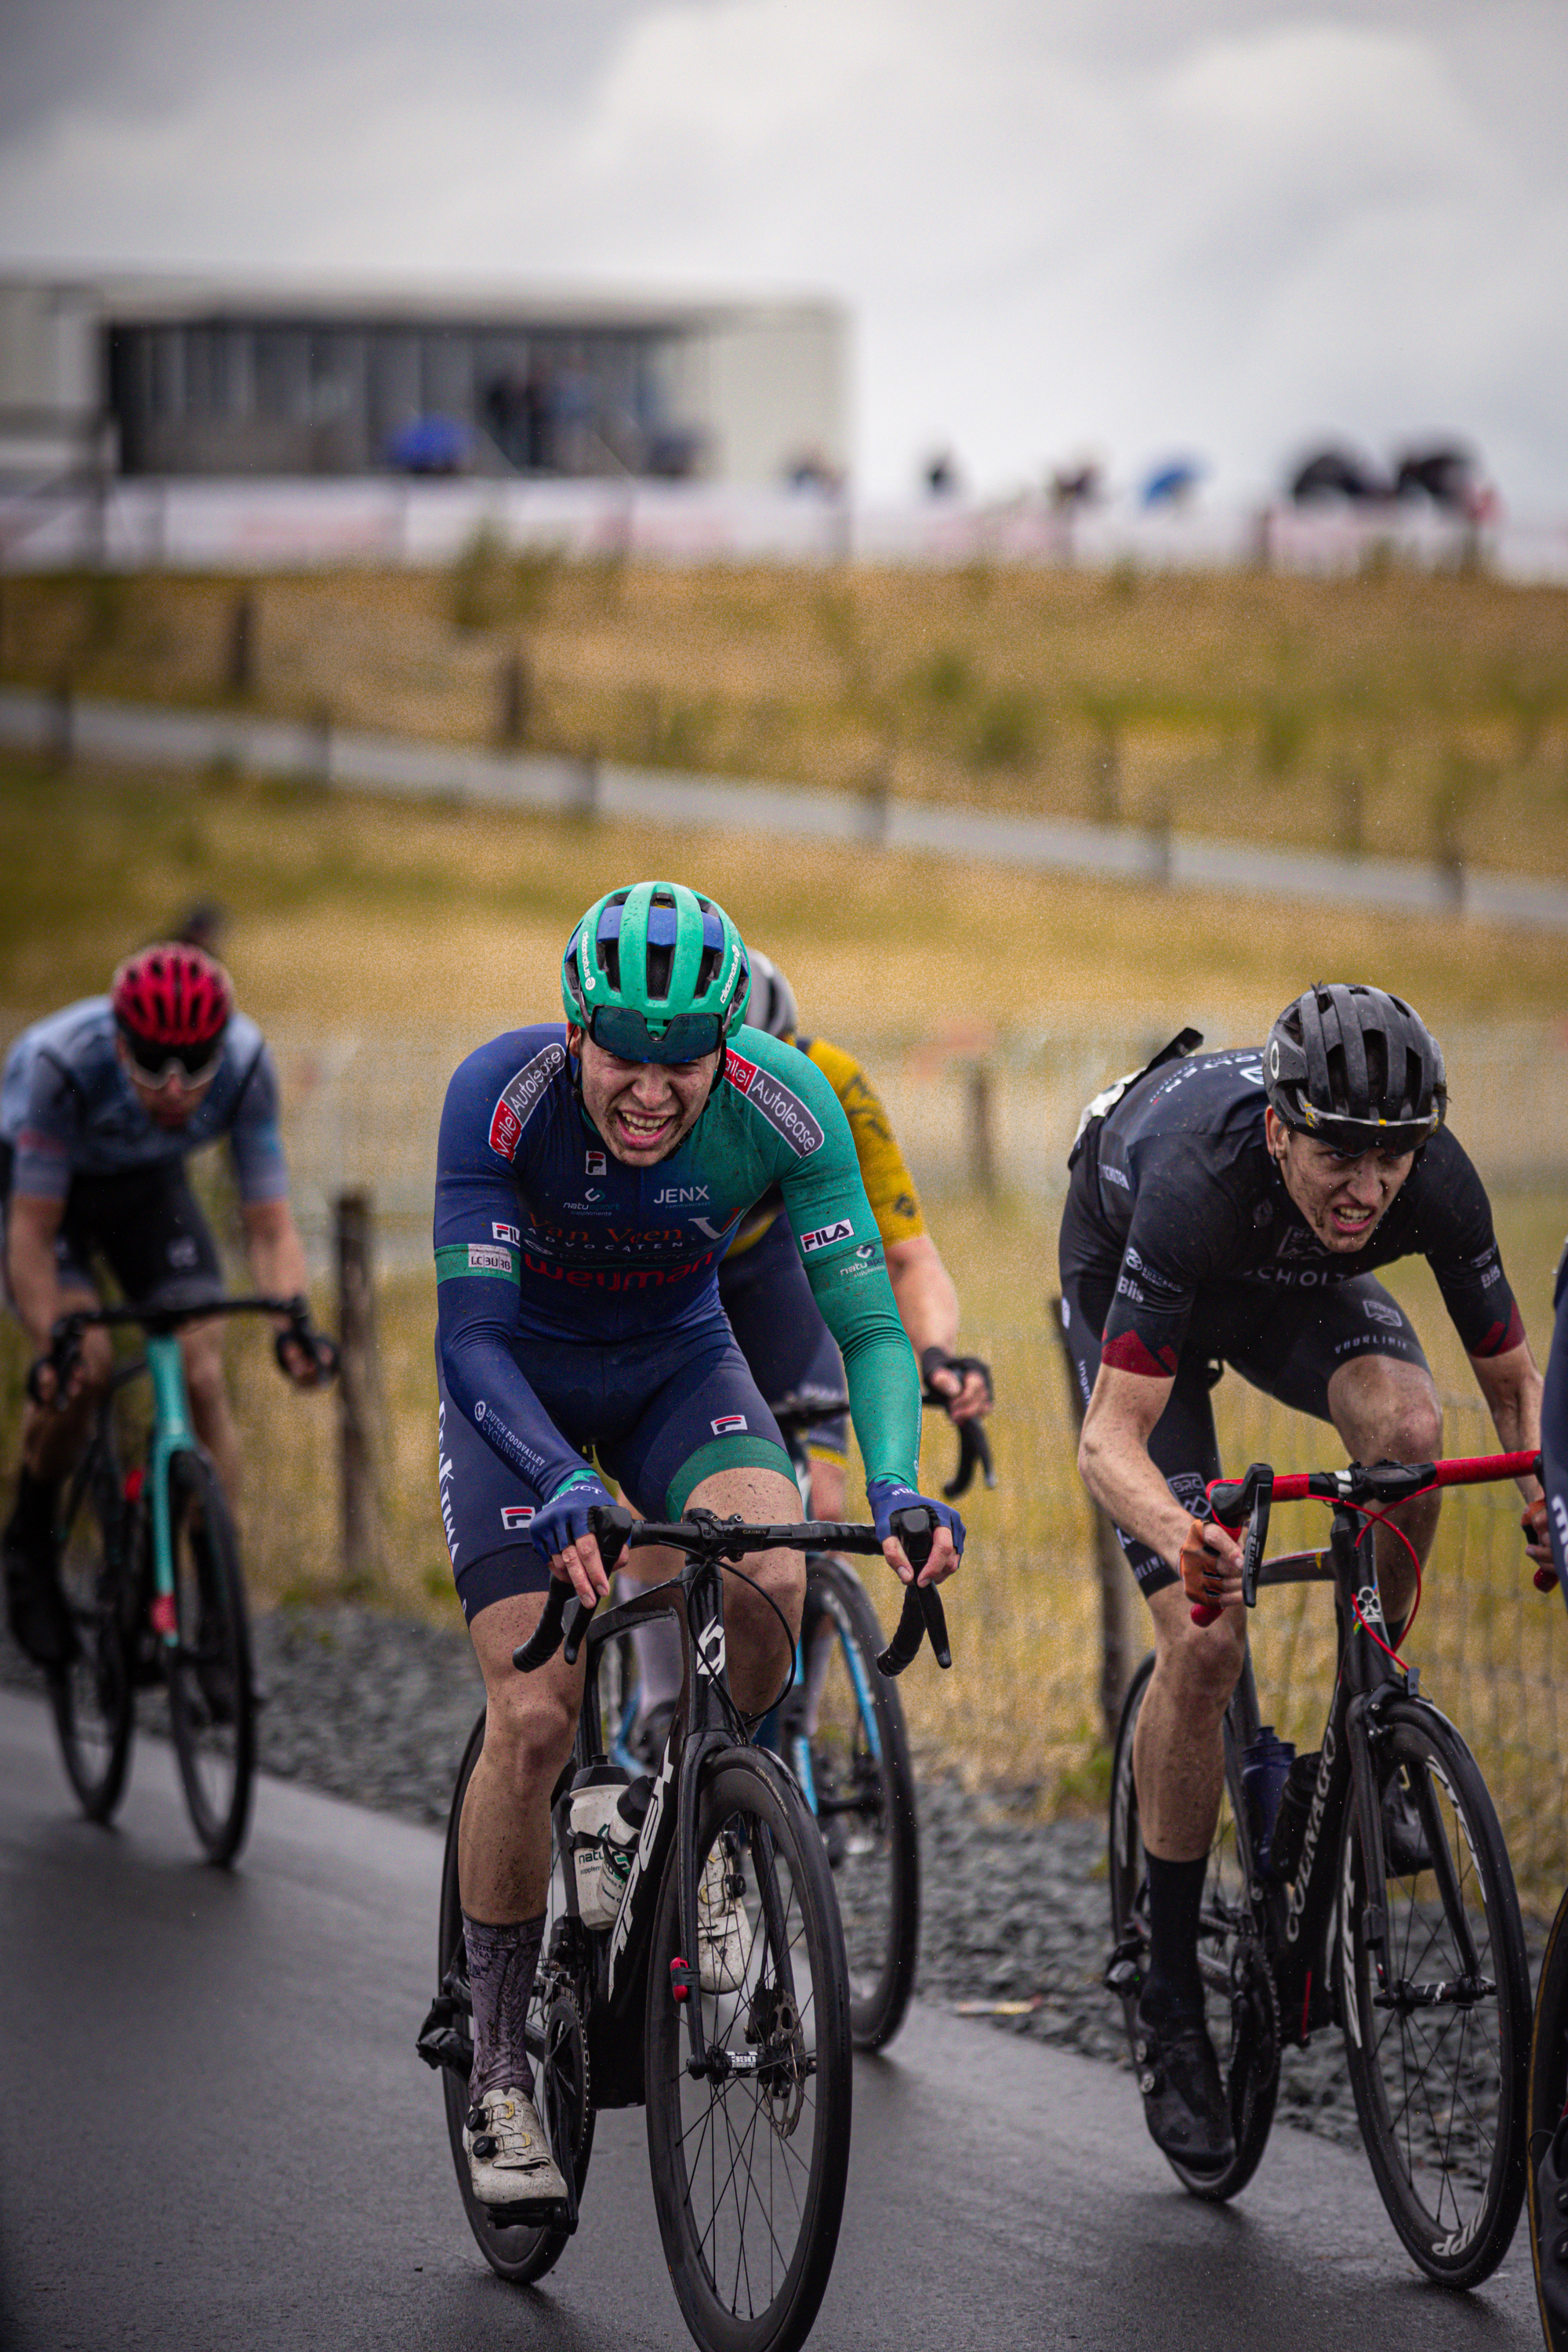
[1059,985,1549,2171]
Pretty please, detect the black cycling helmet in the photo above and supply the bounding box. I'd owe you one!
[744,950,799,1040]
[1265,982,1446,1154]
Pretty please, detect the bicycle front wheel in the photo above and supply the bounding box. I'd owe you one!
[798,1554,920,2049]
[1339,1698,1530,2288]
[164,1449,255,1864]
[1108,1652,1279,2202]
[645,1746,852,2352]
[51,1446,135,1823]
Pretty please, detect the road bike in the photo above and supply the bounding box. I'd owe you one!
[417,1498,949,2352]
[1105,1449,1537,2288]
[605,1385,991,2050]
[1526,1530,1568,2352]
[28,1293,337,1864]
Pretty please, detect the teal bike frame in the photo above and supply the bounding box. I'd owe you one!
[144,1333,199,1649]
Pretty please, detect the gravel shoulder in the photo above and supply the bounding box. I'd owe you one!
[0,1601,1516,2157]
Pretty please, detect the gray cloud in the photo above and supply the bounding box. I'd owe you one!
[0,0,1563,503]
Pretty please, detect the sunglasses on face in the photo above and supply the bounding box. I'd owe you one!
[123,1040,224,1090]
[586,1007,724,1065]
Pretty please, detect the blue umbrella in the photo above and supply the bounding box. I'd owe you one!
[1141,459,1205,507]
[387,415,471,474]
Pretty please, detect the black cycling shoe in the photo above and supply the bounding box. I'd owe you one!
[1133,1997,1235,2172]
[2,1519,77,1671]
[1381,1768,1432,1876]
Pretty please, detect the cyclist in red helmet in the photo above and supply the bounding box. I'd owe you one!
[1,946,319,1669]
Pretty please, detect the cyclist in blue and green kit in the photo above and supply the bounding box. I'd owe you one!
[432,880,964,2207]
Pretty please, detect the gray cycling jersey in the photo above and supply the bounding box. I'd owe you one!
[0,997,290,1203]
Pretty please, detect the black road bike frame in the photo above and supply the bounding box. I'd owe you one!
[1188,1454,1539,2042]
[514,1503,945,2121]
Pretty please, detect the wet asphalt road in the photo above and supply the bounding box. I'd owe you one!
[0,1688,1544,2352]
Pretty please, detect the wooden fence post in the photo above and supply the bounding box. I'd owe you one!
[1050,1292,1141,1745]
[966,1063,997,1200]
[226,589,257,699]
[498,644,532,746]
[335,1189,384,1592]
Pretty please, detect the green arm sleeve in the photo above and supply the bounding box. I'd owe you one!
[760,1040,922,1490]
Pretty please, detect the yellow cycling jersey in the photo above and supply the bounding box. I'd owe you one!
[725,1034,926,1258]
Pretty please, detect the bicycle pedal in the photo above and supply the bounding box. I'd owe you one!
[483,2195,572,2230]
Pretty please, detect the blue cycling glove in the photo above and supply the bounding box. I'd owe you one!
[528,1469,615,1566]
[866,1477,965,1562]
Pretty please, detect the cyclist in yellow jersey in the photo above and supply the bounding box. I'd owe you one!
[720,955,990,1512]
[623,953,991,1738]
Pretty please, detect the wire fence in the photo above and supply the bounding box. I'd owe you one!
[3,1010,1566,1901]
[255,1014,1568,1262]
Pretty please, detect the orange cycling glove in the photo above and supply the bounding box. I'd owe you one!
[1523,1496,1559,1592]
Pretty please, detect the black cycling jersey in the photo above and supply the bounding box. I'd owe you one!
[1541,1243,1568,1588]
[1068,1047,1523,1380]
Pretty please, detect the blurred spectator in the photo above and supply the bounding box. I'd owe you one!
[924,449,961,497]
[786,447,844,493]
[1394,443,1497,521]
[522,366,554,473]
[1288,445,1391,503]
[1048,460,1102,511]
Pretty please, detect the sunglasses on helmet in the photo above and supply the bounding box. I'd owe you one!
[586,1007,725,1065]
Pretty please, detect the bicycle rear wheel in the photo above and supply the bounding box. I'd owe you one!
[1529,1883,1568,2350]
[1107,1652,1279,2202]
[50,1446,136,1823]
[1339,1698,1530,2288]
[164,1449,255,1864]
[434,1708,586,2287]
[797,1553,919,2049]
[645,1746,852,2352]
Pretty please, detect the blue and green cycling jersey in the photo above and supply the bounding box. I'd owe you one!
[434,1022,923,1504]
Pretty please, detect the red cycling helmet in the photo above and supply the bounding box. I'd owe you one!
[111,943,234,1076]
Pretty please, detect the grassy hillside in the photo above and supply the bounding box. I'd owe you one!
[5,750,1568,1041]
[5,751,1568,1852]
[3,553,1567,877]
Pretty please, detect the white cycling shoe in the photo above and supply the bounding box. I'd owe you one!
[699,1842,751,1994]
[464,2086,567,2206]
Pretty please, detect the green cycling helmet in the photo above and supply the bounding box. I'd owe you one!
[561,881,751,1063]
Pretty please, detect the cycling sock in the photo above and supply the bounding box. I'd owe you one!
[464,1910,545,2100]
[1141,1852,1209,2023]
[7,1468,59,1541]
[631,1613,684,1719]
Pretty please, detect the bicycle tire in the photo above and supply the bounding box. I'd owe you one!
[50,1443,136,1824]
[799,1552,920,2049]
[1338,1697,1530,2288]
[434,1707,583,2287]
[164,1448,255,1865]
[645,1746,852,2352]
[1108,1652,1279,2202]
[1528,1882,1568,2350]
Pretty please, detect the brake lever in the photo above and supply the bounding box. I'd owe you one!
[876,1507,953,1675]
[938,1418,990,1500]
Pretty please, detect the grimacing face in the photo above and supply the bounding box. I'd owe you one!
[569,1026,720,1164]
[1265,1105,1415,1252]
[115,1037,216,1131]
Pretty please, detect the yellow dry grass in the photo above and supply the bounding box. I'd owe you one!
[3,554,1568,873]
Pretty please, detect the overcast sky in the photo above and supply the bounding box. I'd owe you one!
[1,0,1563,505]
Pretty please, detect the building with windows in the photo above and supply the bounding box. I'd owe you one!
[0,271,848,489]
